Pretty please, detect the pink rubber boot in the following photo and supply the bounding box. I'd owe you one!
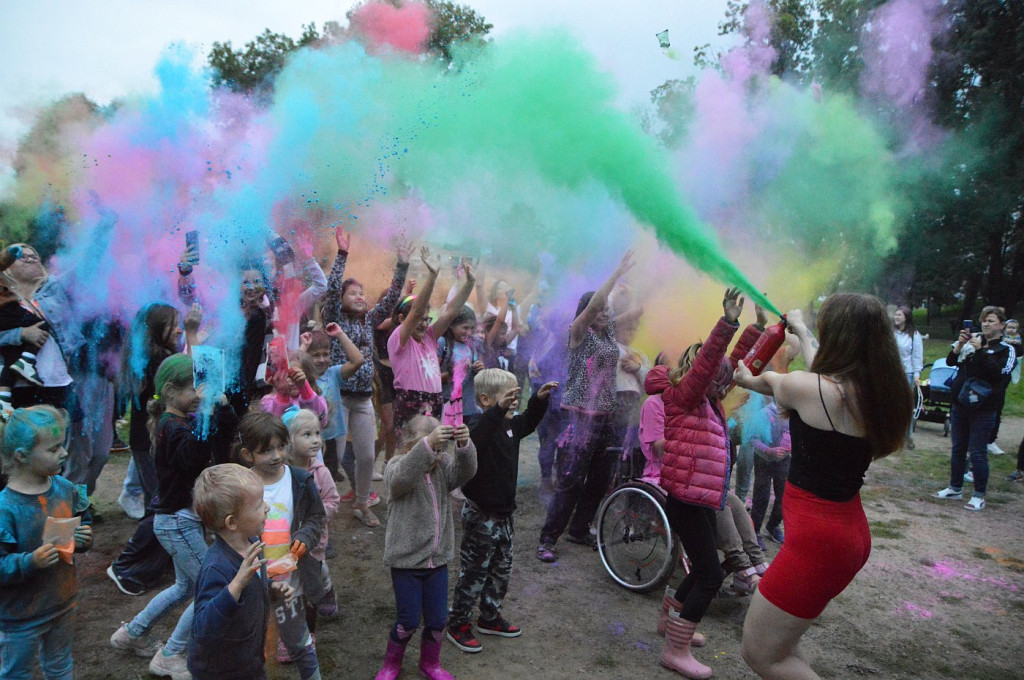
[375,626,413,680]
[418,629,455,680]
[657,587,706,646]
[660,612,713,679]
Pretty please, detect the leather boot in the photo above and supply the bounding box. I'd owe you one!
[658,587,705,646]
[660,612,713,679]
[418,629,455,680]
[375,626,413,680]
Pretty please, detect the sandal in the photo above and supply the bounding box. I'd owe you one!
[353,507,380,528]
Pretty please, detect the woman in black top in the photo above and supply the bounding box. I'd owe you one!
[934,305,1015,510]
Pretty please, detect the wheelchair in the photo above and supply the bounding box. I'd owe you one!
[595,448,690,593]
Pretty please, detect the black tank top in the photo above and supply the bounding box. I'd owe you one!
[787,376,876,502]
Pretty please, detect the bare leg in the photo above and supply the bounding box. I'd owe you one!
[741,591,820,680]
[379,402,396,462]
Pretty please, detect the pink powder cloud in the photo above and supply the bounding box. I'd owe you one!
[350,1,432,54]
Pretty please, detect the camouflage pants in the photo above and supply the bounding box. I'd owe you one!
[449,502,514,627]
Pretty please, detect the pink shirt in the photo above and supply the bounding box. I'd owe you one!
[388,326,442,393]
[638,395,666,485]
[308,457,340,562]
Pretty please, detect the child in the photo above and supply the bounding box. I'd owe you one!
[234,411,325,680]
[388,248,475,437]
[749,397,791,546]
[376,416,477,680]
[437,305,485,420]
[0,246,49,417]
[445,370,556,653]
[302,324,377,522]
[111,354,238,680]
[188,463,294,680]
[0,406,92,679]
[283,408,341,626]
[260,352,329,429]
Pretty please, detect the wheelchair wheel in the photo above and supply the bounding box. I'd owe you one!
[596,482,682,593]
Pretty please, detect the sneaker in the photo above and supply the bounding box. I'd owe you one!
[905,438,916,450]
[9,357,42,386]
[756,535,766,551]
[340,489,355,504]
[1007,470,1024,483]
[318,601,339,618]
[730,568,761,595]
[106,565,145,596]
[0,396,12,421]
[536,542,557,563]
[987,443,1005,455]
[964,471,975,484]
[476,614,522,637]
[964,496,986,511]
[110,623,161,657]
[277,639,292,664]
[934,487,963,500]
[372,470,384,481]
[565,532,597,548]
[766,526,785,544]
[446,622,483,652]
[118,490,146,520]
[110,437,130,454]
[149,648,191,680]
[367,491,381,508]
[325,539,338,560]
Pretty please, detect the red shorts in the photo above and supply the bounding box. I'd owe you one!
[757,482,871,620]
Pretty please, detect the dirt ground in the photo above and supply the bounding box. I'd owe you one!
[68,416,1024,680]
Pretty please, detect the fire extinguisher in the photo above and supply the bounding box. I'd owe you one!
[744,316,788,376]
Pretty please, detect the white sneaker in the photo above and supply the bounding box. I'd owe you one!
[117,490,145,520]
[964,471,974,484]
[934,487,963,500]
[149,648,191,680]
[964,496,985,511]
[987,443,1005,455]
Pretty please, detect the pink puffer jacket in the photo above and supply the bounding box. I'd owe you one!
[645,317,740,510]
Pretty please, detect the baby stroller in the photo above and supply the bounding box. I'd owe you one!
[917,358,957,437]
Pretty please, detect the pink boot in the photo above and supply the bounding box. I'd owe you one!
[660,612,713,679]
[418,629,455,680]
[657,587,706,647]
[375,628,413,680]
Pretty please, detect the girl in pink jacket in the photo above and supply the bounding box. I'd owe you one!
[643,288,744,680]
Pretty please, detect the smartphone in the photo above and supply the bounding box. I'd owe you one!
[962,319,973,333]
[185,230,199,263]
[268,236,295,265]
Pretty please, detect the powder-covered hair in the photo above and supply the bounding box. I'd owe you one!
[474,368,517,406]
[193,463,262,530]
[146,354,194,442]
[399,415,440,455]
[233,411,290,466]
[0,405,68,474]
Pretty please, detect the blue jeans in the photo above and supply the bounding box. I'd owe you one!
[128,510,207,655]
[949,405,995,495]
[390,566,449,640]
[0,609,74,680]
[734,443,756,501]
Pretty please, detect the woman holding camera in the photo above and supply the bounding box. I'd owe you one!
[934,306,1016,511]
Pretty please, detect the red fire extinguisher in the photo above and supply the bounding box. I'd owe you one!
[744,315,788,376]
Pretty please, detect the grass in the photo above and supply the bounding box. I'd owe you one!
[868,518,910,539]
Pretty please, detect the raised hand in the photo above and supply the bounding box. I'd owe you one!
[229,540,265,600]
[723,287,744,324]
[615,250,636,279]
[420,247,438,276]
[454,424,470,447]
[536,381,559,400]
[396,238,414,264]
[336,228,352,254]
[498,386,522,410]
[325,322,343,337]
[755,302,768,328]
[461,257,475,283]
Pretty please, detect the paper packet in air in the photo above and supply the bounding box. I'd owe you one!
[43,516,80,565]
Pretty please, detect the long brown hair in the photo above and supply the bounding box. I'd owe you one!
[811,293,912,458]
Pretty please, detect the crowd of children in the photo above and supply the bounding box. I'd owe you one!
[0,227,1014,680]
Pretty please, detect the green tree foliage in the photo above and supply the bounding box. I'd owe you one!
[423,0,493,62]
[208,24,322,94]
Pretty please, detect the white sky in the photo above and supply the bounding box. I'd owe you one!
[0,0,733,194]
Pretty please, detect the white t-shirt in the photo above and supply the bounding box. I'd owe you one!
[36,336,72,387]
[262,466,294,562]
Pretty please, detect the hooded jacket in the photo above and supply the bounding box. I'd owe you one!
[645,317,740,510]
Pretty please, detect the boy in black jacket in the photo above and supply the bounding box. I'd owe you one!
[446,369,557,653]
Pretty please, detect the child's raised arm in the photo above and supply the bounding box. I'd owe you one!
[432,258,475,339]
[324,322,365,379]
[570,250,634,349]
[398,247,439,348]
[485,289,510,350]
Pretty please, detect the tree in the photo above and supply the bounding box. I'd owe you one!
[423,0,492,62]
[208,24,322,95]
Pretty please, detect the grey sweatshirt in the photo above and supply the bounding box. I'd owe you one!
[383,438,477,569]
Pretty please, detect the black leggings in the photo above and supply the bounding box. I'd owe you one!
[665,497,725,623]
